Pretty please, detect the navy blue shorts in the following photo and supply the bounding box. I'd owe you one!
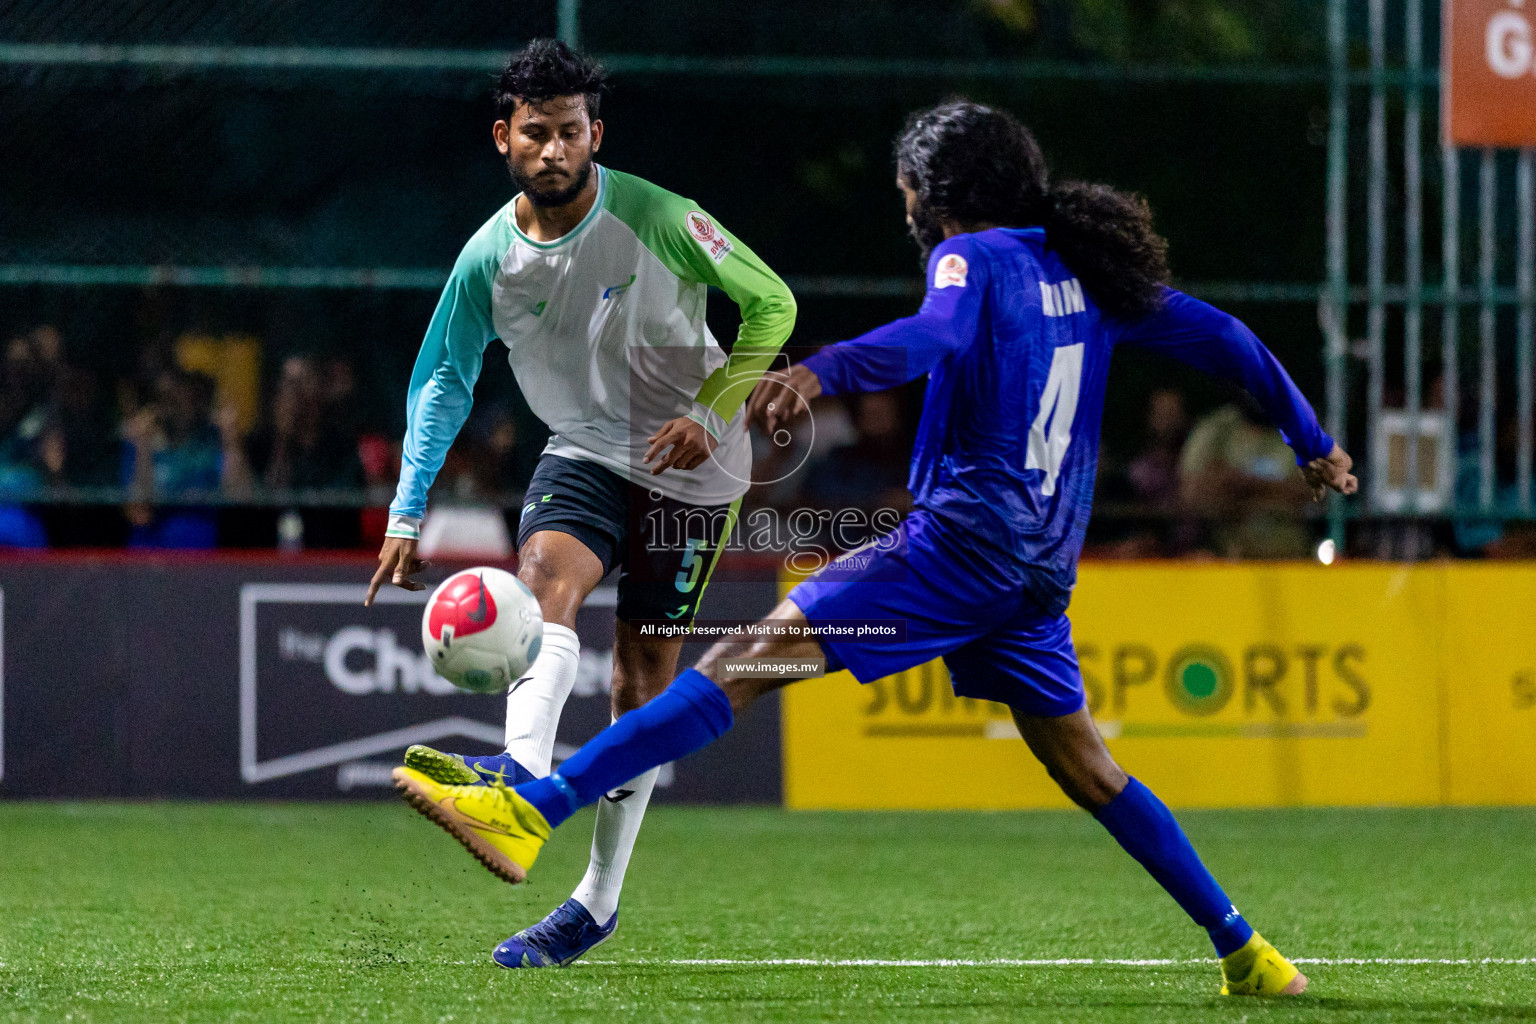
[517,454,741,625]
[787,512,1086,717]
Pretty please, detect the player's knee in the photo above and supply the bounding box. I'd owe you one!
[515,544,558,592]
[516,548,581,623]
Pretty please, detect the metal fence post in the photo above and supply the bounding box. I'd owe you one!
[558,0,581,49]
[1478,149,1497,511]
[1326,0,1350,548]
[1405,0,1424,512]
[1366,0,1387,513]
[1442,144,1461,510]
[1518,149,1534,512]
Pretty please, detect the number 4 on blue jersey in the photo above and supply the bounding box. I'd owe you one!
[1026,343,1084,496]
[801,226,1333,615]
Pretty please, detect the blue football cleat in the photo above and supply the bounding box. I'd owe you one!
[403,745,537,787]
[492,898,618,968]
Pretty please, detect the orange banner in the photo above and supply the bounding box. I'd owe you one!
[1444,0,1536,147]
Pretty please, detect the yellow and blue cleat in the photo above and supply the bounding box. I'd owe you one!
[1219,932,1308,996]
[403,744,536,787]
[391,766,550,885]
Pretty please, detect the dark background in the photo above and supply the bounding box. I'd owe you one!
[1,0,1341,458]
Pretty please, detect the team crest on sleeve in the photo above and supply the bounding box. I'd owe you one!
[686,211,734,264]
[934,253,969,289]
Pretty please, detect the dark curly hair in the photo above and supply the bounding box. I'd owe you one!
[895,99,1169,320]
[495,39,607,122]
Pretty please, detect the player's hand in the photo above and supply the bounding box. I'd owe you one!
[747,363,822,436]
[644,416,718,474]
[1301,444,1358,501]
[365,536,432,605]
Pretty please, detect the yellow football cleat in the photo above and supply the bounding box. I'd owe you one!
[392,766,550,885]
[1219,932,1308,996]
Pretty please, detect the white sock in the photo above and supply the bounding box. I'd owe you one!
[570,760,660,923]
[502,622,580,776]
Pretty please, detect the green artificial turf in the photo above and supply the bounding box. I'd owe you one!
[1,802,1533,1022]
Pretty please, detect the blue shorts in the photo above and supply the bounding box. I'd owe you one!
[516,454,739,625]
[787,513,1086,718]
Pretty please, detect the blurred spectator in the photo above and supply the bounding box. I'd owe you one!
[0,330,60,546]
[121,367,242,549]
[49,365,119,488]
[175,331,263,437]
[1179,398,1311,559]
[797,390,910,515]
[452,403,542,501]
[237,355,367,550]
[357,432,400,549]
[1125,389,1190,511]
[1094,388,1193,557]
[1356,378,1445,560]
[320,356,362,438]
[359,433,399,503]
[27,325,68,391]
[245,355,364,492]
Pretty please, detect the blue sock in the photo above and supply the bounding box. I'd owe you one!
[516,668,734,828]
[1093,777,1254,957]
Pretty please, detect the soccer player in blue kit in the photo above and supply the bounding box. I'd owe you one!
[392,99,1359,994]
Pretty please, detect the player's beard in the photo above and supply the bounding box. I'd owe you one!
[509,157,593,208]
[907,201,947,268]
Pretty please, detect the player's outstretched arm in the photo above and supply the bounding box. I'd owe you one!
[683,230,797,442]
[1117,288,1355,498]
[620,184,797,446]
[767,236,983,424]
[370,231,497,602]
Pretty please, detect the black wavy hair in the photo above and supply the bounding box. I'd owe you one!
[495,38,607,121]
[895,99,1170,320]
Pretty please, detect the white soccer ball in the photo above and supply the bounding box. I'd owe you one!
[421,567,543,694]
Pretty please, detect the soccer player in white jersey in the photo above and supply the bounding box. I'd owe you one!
[363,40,796,968]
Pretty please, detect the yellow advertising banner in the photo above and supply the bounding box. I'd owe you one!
[1443,566,1536,804]
[782,563,1536,810]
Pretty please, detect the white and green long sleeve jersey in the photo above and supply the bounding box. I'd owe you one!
[388,165,796,529]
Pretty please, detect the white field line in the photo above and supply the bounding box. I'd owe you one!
[574,956,1536,968]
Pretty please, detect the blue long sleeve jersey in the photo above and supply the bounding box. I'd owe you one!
[802,227,1333,615]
